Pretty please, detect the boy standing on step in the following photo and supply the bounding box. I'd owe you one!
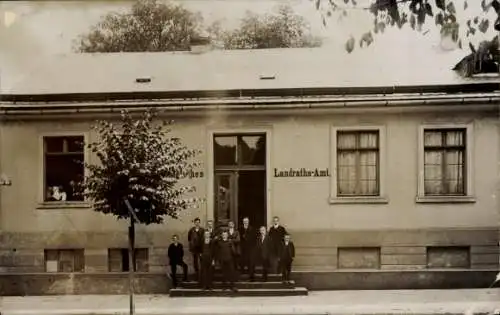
[215,230,238,292]
[167,234,188,288]
[200,231,216,291]
[279,234,295,284]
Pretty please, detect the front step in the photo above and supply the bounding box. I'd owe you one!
[180,280,295,289]
[169,287,308,297]
[185,273,283,282]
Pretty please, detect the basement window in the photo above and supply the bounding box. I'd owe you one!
[108,248,149,272]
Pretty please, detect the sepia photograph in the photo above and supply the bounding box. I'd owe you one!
[0,0,500,314]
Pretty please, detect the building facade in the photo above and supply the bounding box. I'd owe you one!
[0,49,499,294]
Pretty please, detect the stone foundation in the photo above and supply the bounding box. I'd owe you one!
[0,270,498,296]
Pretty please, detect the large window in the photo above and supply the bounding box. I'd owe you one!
[43,136,85,202]
[423,129,466,196]
[336,130,380,196]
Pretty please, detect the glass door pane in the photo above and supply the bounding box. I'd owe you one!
[214,172,237,227]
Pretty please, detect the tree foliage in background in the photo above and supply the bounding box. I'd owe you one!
[320,0,500,76]
[208,5,322,49]
[74,0,203,52]
[75,0,322,52]
[81,109,202,225]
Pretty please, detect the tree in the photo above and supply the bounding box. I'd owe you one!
[320,0,500,76]
[74,0,204,52]
[81,109,202,225]
[210,5,322,49]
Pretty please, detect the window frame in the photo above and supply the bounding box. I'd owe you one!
[417,123,476,203]
[329,125,388,204]
[44,248,85,273]
[38,132,91,209]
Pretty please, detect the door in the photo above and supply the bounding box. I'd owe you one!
[214,172,238,226]
[213,134,266,229]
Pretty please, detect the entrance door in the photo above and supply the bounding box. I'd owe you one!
[213,134,266,229]
[214,172,237,226]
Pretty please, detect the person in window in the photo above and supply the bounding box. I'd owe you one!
[279,234,295,284]
[52,186,67,201]
[227,220,241,271]
[187,217,204,279]
[215,230,238,292]
[167,234,188,288]
[239,217,256,277]
[46,187,56,202]
[268,216,287,274]
[200,231,216,291]
[252,226,272,282]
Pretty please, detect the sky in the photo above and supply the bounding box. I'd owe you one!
[0,0,497,91]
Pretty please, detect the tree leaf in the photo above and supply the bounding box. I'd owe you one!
[425,3,433,16]
[345,36,355,53]
[478,19,489,33]
[435,12,444,26]
[410,14,416,29]
[493,0,500,12]
[435,0,445,11]
[464,1,468,10]
[316,0,321,10]
[446,2,456,14]
[458,39,462,49]
[474,16,479,24]
[417,7,426,25]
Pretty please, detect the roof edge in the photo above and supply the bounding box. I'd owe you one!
[2,83,499,103]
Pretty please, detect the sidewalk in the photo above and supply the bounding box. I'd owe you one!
[1,289,500,315]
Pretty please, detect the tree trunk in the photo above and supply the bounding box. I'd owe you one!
[128,216,135,315]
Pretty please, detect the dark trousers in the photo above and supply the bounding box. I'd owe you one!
[270,255,281,274]
[281,260,292,281]
[220,260,235,288]
[239,249,252,274]
[200,259,213,289]
[250,257,269,281]
[170,261,188,287]
[191,252,201,275]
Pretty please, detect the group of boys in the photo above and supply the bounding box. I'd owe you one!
[167,216,295,291]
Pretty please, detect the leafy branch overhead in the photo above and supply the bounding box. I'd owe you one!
[81,109,202,225]
[324,0,500,76]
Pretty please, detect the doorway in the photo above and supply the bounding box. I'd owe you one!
[213,134,266,229]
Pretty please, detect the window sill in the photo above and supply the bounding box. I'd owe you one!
[329,196,389,205]
[37,201,91,210]
[415,196,476,204]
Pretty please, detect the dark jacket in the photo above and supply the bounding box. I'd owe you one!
[280,241,295,263]
[200,239,215,263]
[168,243,184,264]
[268,225,287,253]
[188,226,205,253]
[254,234,273,261]
[227,228,241,255]
[215,239,236,262]
[239,225,256,252]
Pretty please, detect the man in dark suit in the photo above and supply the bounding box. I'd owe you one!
[167,234,188,288]
[279,234,295,283]
[200,231,216,290]
[227,220,241,271]
[187,217,204,279]
[215,230,238,292]
[239,217,256,276]
[251,226,272,282]
[268,216,287,273]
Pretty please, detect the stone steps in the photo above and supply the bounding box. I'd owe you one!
[180,280,296,289]
[182,273,284,282]
[169,287,309,297]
